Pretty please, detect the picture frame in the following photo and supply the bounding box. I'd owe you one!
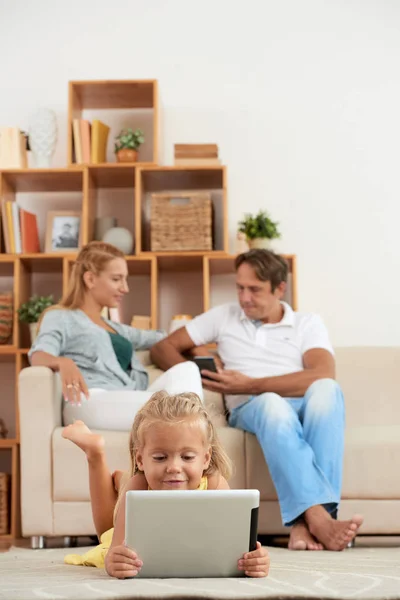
[45,211,82,253]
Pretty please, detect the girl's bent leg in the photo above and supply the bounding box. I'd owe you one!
[62,421,118,538]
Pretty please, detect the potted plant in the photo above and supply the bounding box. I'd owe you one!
[238,210,281,249]
[17,294,55,344]
[114,128,145,163]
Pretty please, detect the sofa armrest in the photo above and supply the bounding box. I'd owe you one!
[19,366,62,536]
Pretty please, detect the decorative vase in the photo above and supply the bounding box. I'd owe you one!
[29,322,39,344]
[116,149,138,163]
[102,227,134,254]
[94,216,117,241]
[29,108,58,168]
[247,238,272,250]
[169,314,192,334]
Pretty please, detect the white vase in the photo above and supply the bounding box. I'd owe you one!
[29,322,39,344]
[102,227,134,254]
[247,238,272,250]
[29,108,58,168]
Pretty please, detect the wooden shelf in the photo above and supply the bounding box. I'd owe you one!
[0,169,84,193]
[0,346,17,355]
[87,164,137,188]
[0,439,17,448]
[207,253,297,275]
[138,165,225,192]
[19,255,65,272]
[70,80,156,110]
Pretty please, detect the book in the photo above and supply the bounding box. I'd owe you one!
[174,143,218,156]
[174,157,221,166]
[80,120,91,164]
[5,202,15,253]
[20,208,40,253]
[91,120,110,164]
[72,119,83,164]
[0,128,27,168]
[11,202,22,254]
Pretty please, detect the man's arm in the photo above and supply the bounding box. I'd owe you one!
[150,327,196,371]
[203,348,335,398]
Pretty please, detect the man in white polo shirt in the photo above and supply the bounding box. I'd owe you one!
[150,249,363,551]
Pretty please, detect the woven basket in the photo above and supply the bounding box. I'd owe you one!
[0,292,13,345]
[150,192,213,252]
[0,473,9,535]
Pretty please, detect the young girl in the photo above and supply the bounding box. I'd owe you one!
[64,390,270,579]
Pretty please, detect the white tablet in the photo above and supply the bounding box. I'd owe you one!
[125,489,260,578]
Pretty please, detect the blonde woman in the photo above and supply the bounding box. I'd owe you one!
[63,391,270,579]
[29,241,203,432]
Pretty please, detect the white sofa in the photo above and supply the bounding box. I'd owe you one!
[19,348,400,543]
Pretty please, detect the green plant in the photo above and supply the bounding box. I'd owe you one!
[17,294,55,324]
[114,128,145,153]
[238,210,281,240]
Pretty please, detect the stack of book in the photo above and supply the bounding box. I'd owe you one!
[174,144,220,166]
[1,203,40,254]
[0,128,28,168]
[72,119,110,164]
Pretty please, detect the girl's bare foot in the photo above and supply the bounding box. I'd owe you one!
[305,505,363,551]
[62,420,104,460]
[288,521,324,551]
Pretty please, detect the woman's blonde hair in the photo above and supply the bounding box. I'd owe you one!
[39,241,125,324]
[128,390,232,480]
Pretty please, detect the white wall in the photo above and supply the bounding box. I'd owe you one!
[1,0,399,345]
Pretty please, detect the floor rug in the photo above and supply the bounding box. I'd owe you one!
[1,545,400,600]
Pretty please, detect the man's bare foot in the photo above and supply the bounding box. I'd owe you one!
[62,420,105,460]
[288,521,324,551]
[305,505,363,551]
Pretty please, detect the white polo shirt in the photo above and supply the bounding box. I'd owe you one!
[185,302,334,410]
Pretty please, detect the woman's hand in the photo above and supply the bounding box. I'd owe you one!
[105,544,143,579]
[58,357,89,404]
[238,542,270,578]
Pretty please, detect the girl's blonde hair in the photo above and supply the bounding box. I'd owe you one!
[128,390,233,480]
[39,241,125,324]
[114,391,232,523]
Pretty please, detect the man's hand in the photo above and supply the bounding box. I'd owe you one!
[105,544,143,579]
[238,542,270,578]
[201,369,254,394]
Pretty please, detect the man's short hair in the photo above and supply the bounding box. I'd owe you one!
[234,249,288,292]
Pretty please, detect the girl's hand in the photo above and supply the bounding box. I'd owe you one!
[105,544,143,579]
[238,542,270,578]
[58,357,89,404]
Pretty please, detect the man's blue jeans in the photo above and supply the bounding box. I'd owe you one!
[228,378,345,526]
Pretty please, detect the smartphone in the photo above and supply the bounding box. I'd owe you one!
[193,356,218,380]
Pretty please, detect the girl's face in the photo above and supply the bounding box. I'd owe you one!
[85,258,129,308]
[136,420,211,491]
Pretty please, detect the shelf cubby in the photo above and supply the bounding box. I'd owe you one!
[68,80,159,166]
[135,166,228,254]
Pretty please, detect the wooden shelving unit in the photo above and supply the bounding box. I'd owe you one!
[0,79,297,539]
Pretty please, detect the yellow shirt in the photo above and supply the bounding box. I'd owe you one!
[64,476,208,569]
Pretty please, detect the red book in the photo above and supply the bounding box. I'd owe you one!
[20,208,40,253]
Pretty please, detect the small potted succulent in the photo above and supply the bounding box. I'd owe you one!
[17,294,55,344]
[238,210,281,249]
[114,128,145,163]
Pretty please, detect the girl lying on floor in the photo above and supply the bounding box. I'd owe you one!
[63,390,270,579]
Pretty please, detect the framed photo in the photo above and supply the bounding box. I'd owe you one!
[45,211,82,253]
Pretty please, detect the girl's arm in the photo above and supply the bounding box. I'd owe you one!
[105,476,144,579]
[207,472,230,490]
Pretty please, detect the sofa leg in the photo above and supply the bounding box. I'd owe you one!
[31,536,46,549]
[63,536,78,548]
[347,538,356,548]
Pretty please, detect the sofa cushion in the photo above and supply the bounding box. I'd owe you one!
[244,425,400,501]
[52,425,246,502]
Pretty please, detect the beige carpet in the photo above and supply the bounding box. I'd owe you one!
[1,545,400,600]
